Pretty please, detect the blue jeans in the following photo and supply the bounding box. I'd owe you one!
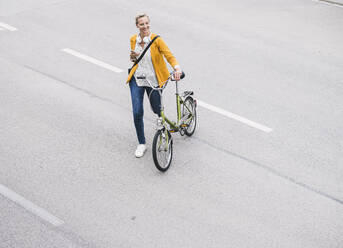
[129,77,161,144]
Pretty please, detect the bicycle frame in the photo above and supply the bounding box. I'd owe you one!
[159,81,186,133]
[147,73,194,134]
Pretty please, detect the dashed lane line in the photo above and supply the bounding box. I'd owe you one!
[0,22,18,31]
[60,48,273,132]
[0,184,64,226]
[61,48,123,73]
[197,100,273,133]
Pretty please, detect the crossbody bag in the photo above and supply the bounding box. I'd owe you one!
[128,35,160,74]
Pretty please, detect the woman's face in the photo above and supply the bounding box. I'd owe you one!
[136,16,150,36]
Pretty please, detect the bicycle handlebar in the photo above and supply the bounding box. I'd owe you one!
[171,71,186,81]
[145,71,186,90]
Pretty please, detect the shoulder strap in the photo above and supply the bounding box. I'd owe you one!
[130,35,160,69]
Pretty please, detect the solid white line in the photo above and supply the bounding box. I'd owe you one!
[61,48,123,73]
[0,184,64,226]
[197,100,273,133]
[0,22,18,31]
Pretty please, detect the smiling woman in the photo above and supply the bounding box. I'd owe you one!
[126,13,182,158]
[135,13,151,37]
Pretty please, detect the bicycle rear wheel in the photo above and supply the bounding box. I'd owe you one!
[152,129,173,172]
[182,96,197,136]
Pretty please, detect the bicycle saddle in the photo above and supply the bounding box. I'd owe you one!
[183,91,194,96]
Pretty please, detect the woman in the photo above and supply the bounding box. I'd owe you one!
[126,13,182,158]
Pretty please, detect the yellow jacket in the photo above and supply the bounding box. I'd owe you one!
[126,33,179,87]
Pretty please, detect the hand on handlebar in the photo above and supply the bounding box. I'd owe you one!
[173,68,182,81]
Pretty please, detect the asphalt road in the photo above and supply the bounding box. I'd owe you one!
[1,0,343,247]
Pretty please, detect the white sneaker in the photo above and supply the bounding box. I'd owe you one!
[135,144,147,158]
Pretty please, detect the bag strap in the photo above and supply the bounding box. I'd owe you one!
[130,35,160,70]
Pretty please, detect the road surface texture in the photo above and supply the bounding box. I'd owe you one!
[0,0,342,247]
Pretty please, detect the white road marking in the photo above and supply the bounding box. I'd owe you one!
[313,0,343,8]
[197,100,273,133]
[60,49,272,132]
[0,184,64,226]
[0,22,18,31]
[61,48,123,73]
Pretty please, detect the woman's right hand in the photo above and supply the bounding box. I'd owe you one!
[130,50,140,62]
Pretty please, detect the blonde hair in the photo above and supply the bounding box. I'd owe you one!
[135,13,150,25]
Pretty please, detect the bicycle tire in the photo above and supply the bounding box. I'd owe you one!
[182,96,197,136]
[152,129,173,172]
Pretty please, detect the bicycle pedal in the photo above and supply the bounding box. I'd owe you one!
[169,129,177,133]
[180,124,188,127]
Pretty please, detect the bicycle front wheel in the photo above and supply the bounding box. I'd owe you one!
[152,129,173,172]
[182,96,197,136]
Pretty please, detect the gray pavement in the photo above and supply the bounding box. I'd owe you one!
[1,0,343,247]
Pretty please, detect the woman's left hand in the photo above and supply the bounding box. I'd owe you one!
[173,68,182,81]
[130,50,140,62]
